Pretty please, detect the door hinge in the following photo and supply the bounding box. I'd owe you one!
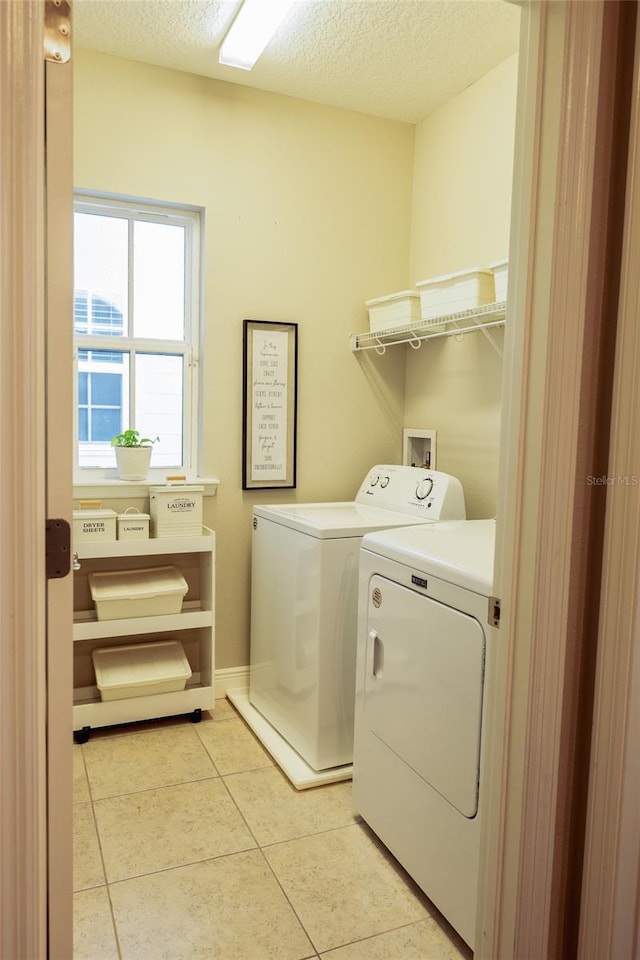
[46,518,71,579]
[44,1,71,64]
[488,596,501,628]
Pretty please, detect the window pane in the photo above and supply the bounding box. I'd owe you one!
[74,292,88,335]
[135,353,183,466]
[78,371,88,405]
[74,212,128,336]
[93,351,124,365]
[91,371,122,406]
[92,408,121,442]
[78,407,88,442]
[77,351,129,468]
[133,220,185,340]
[90,296,125,337]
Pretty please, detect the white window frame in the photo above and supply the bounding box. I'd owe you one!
[73,192,203,483]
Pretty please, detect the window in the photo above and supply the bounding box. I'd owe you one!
[73,195,202,478]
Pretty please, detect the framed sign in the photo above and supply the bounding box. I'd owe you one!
[242,319,298,489]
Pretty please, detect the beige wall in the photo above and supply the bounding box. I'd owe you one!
[73,50,413,667]
[406,54,518,519]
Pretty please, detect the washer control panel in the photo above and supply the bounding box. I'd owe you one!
[355,464,465,520]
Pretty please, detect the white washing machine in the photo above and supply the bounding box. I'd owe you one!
[352,519,496,949]
[228,465,466,789]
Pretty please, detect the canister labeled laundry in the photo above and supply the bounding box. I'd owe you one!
[149,484,204,538]
[117,507,150,541]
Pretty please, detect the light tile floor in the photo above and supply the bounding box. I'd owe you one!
[73,698,472,960]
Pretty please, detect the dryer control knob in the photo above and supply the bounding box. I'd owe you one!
[416,478,434,500]
[380,476,390,488]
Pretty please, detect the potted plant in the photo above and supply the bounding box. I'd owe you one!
[110,429,159,481]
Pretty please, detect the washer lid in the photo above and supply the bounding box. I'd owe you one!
[361,519,496,594]
[252,502,435,538]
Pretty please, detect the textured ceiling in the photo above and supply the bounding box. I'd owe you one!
[73,0,520,124]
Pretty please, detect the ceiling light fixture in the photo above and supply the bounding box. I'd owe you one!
[219,0,296,71]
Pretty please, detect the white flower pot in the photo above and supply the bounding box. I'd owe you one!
[114,445,153,481]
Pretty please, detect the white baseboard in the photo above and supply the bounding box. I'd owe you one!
[214,665,249,700]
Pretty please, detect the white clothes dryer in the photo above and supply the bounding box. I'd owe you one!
[228,465,466,789]
[352,519,496,949]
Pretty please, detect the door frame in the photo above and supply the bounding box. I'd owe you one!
[479,2,636,957]
[579,15,640,957]
[0,2,49,956]
[0,2,73,957]
[45,36,75,960]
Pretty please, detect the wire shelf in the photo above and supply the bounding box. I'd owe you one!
[350,301,507,354]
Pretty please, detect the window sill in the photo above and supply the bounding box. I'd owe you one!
[73,477,220,500]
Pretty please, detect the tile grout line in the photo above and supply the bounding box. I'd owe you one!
[198,713,329,956]
[212,752,324,956]
[79,742,124,960]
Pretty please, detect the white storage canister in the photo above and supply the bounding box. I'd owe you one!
[73,508,117,543]
[149,484,204,538]
[117,507,150,541]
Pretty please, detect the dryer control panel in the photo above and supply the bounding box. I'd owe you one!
[355,464,466,520]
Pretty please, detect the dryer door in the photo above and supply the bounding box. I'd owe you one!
[363,575,485,817]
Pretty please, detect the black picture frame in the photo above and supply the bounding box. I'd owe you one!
[242,319,298,490]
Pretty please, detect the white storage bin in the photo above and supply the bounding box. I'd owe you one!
[73,509,117,543]
[490,258,509,302]
[88,565,189,621]
[117,508,150,541]
[365,290,421,332]
[92,639,192,701]
[149,485,204,539]
[416,267,495,322]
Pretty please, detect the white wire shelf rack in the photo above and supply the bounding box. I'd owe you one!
[350,301,507,354]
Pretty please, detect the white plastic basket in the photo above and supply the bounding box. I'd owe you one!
[92,639,192,701]
[489,258,509,302]
[365,290,421,332]
[416,268,495,322]
[88,565,189,621]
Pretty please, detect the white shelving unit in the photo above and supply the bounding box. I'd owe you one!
[350,301,507,356]
[72,527,215,742]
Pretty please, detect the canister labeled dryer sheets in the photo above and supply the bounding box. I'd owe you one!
[149,485,204,538]
[73,509,117,543]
